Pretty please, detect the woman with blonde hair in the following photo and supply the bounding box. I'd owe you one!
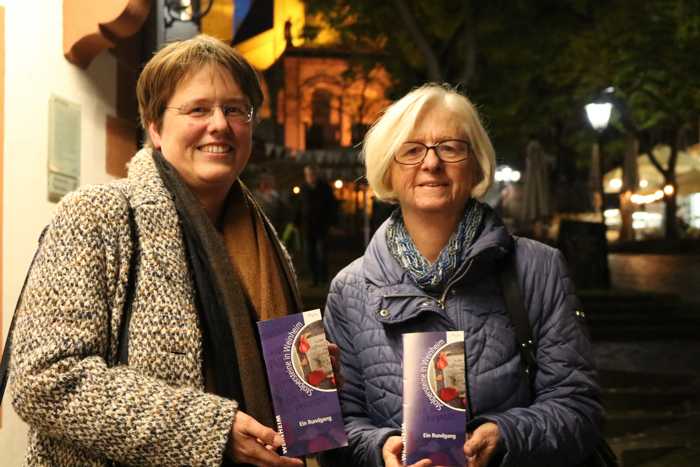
[322,84,602,466]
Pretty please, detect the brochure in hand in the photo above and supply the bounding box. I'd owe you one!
[257,309,348,457]
[402,331,467,466]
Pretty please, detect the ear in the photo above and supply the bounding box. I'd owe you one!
[148,122,162,149]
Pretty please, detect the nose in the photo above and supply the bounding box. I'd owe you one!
[420,147,442,171]
[208,106,230,133]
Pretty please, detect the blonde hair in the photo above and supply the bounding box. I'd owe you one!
[363,83,495,201]
[136,34,263,143]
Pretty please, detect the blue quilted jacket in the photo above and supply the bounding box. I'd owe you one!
[322,210,602,466]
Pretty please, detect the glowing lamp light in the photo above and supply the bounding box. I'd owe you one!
[663,184,674,196]
[585,102,613,131]
[639,179,648,189]
[609,178,622,191]
[495,166,521,183]
[630,191,665,205]
[292,186,301,195]
[334,179,344,189]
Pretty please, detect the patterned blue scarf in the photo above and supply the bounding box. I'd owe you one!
[386,199,485,292]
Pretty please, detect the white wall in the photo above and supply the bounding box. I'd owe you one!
[0,1,118,465]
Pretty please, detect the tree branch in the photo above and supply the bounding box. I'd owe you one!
[390,0,443,82]
[459,2,477,88]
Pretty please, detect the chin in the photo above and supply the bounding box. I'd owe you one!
[414,203,453,214]
[196,167,239,186]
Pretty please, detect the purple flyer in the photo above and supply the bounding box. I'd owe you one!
[402,331,467,466]
[257,309,348,457]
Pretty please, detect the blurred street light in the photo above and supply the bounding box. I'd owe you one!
[585,102,613,131]
[495,165,521,183]
[585,96,613,219]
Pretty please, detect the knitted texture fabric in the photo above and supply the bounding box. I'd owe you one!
[9,148,266,466]
[385,198,485,291]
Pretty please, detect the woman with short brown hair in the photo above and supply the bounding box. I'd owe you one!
[10,35,303,467]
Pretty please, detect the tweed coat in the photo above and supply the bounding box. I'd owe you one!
[10,149,269,466]
[322,210,602,467]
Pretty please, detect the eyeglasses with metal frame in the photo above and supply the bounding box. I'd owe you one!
[394,139,472,165]
[165,102,255,124]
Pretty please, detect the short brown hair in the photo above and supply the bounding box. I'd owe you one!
[136,34,263,137]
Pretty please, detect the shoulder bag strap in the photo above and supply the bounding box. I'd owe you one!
[0,226,49,404]
[499,251,537,391]
[117,203,138,365]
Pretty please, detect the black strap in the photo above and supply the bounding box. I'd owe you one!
[499,253,537,391]
[0,203,137,405]
[500,250,619,467]
[117,206,138,365]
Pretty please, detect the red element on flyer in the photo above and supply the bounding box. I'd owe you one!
[307,370,326,386]
[298,334,311,353]
[439,387,459,402]
[436,351,448,370]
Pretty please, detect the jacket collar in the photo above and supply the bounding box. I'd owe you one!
[126,147,174,208]
[363,204,514,291]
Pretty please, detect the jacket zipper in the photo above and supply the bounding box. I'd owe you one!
[384,258,477,311]
[436,258,475,309]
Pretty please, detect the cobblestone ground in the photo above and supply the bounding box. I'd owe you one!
[608,253,700,304]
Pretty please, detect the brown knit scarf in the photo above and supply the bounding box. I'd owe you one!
[222,182,297,322]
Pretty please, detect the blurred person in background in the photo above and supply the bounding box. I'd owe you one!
[296,165,338,286]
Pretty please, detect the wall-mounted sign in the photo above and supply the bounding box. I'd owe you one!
[48,95,81,202]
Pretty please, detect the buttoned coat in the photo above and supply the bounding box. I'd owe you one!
[10,150,254,466]
[323,210,602,467]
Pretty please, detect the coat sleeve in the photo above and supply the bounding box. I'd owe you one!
[321,273,400,467]
[10,189,236,467]
[471,246,603,467]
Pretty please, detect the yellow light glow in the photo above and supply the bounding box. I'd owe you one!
[292,186,301,195]
[609,178,622,190]
[663,184,674,196]
[639,179,648,188]
[334,179,344,189]
[234,0,305,71]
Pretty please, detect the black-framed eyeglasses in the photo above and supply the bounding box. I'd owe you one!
[394,139,472,165]
[165,102,254,124]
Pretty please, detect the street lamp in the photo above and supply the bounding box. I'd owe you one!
[585,100,613,219]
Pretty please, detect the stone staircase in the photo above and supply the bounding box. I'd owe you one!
[580,291,700,341]
[601,370,700,467]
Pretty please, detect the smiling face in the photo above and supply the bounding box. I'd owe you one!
[147,63,252,199]
[389,103,478,219]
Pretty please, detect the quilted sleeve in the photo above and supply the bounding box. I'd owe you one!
[471,247,602,467]
[321,272,400,467]
[10,188,235,466]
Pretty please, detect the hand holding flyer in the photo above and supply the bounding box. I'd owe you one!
[257,309,348,457]
[402,331,468,466]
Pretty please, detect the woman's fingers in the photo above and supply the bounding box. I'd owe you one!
[327,342,345,387]
[230,411,304,466]
[236,411,283,448]
[382,436,404,467]
[411,459,433,467]
[464,422,500,467]
[382,435,433,467]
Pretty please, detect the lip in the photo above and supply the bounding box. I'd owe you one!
[197,142,234,154]
[417,181,448,187]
